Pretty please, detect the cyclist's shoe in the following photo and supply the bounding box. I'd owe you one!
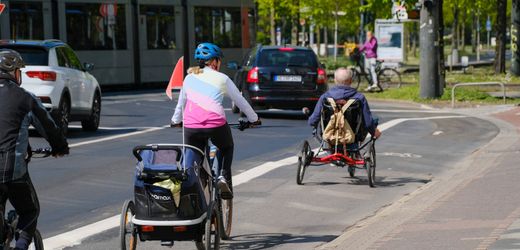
[217,176,233,200]
[365,84,378,92]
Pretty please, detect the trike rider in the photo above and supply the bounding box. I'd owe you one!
[0,49,69,250]
[307,67,382,139]
[171,43,261,199]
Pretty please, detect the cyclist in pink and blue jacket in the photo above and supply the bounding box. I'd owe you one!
[171,43,260,199]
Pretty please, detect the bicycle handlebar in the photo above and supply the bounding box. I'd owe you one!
[171,119,261,131]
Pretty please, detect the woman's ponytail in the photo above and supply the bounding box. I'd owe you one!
[187,60,207,75]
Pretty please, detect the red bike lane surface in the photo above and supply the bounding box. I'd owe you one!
[493,106,520,130]
[320,106,520,250]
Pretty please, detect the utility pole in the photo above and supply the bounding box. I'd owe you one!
[419,0,441,98]
[182,0,190,75]
[512,0,520,75]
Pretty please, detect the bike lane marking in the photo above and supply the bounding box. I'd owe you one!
[43,115,466,249]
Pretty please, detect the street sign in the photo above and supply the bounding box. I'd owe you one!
[486,19,492,31]
[99,3,117,18]
[0,3,6,15]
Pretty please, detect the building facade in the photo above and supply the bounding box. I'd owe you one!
[0,0,256,85]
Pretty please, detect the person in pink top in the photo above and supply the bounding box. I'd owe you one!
[171,43,260,199]
[359,31,379,91]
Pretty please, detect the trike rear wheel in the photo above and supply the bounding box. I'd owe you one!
[366,142,376,187]
[297,140,311,185]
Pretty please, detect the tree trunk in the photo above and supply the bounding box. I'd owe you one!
[495,0,507,74]
[461,11,466,51]
[270,3,275,45]
[324,26,329,57]
[472,11,477,53]
[439,0,445,90]
[317,25,321,56]
[452,7,459,50]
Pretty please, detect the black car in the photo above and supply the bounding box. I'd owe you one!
[227,45,327,112]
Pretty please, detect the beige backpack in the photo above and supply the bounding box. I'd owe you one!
[323,98,356,149]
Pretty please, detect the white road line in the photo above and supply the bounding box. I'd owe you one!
[69,126,167,148]
[371,109,447,113]
[43,115,467,249]
[68,125,160,130]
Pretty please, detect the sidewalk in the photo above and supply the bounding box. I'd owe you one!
[319,105,520,250]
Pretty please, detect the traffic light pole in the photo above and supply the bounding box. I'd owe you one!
[419,0,441,98]
[512,0,520,75]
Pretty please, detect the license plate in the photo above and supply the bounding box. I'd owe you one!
[274,75,302,82]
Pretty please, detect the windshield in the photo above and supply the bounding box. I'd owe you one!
[0,46,49,66]
[258,49,318,68]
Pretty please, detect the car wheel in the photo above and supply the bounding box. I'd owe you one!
[81,91,101,132]
[54,95,70,135]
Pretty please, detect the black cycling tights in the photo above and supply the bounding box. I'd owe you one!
[0,174,39,250]
[184,124,234,191]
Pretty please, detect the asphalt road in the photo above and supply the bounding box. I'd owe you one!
[23,90,498,250]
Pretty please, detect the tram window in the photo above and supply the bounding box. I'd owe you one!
[9,2,44,40]
[65,3,127,50]
[194,7,242,48]
[140,5,176,50]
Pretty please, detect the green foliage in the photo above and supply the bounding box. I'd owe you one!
[320,56,354,71]
[364,83,502,104]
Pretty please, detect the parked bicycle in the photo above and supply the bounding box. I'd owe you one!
[0,148,51,250]
[349,48,402,91]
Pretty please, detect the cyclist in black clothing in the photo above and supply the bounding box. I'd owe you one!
[0,49,69,250]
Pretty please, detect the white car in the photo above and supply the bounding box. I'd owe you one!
[0,40,101,134]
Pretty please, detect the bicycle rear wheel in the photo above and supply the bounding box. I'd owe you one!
[377,68,402,90]
[351,68,362,90]
[218,199,233,240]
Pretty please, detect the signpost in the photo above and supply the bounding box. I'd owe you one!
[486,16,491,48]
[99,3,118,49]
[0,2,5,15]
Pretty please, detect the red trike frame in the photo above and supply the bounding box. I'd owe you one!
[312,153,365,166]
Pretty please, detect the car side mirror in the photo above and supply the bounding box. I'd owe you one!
[226,61,240,70]
[83,62,95,72]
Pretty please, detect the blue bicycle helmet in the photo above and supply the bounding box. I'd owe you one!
[194,43,223,61]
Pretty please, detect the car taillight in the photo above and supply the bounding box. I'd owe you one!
[26,71,57,81]
[247,67,259,83]
[279,47,294,51]
[317,68,326,84]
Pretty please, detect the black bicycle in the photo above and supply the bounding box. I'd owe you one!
[349,48,402,91]
[0,148,51,250]
[206,119,258,242]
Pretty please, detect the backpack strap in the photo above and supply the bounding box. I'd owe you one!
[327,98,338,111]
[340,99,356,113]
